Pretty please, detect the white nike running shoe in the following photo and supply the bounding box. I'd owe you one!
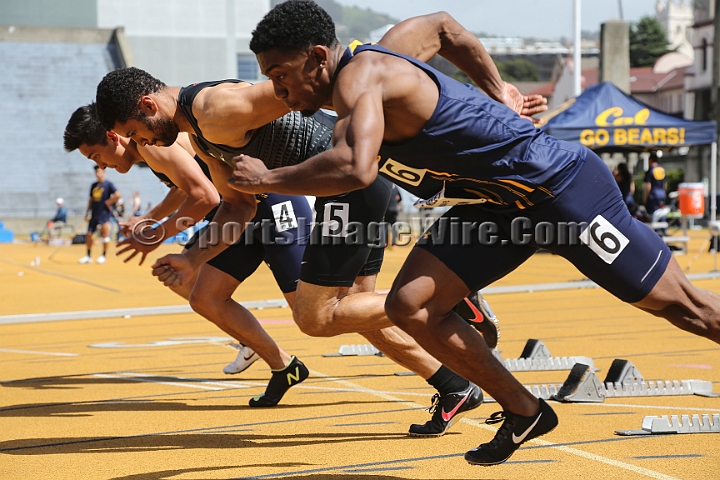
[223,342,260,374]
[78,255,92,264]
[96,255,106,264]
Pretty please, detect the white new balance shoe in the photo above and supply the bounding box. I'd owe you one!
[78,255,92,264]
[223,342,260,374]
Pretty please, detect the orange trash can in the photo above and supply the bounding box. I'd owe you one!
[677,183,705,218]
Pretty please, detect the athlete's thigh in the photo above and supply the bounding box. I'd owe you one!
[537,151,671,303]
[204,233,266,284]
[256,193,312,294]
[192,262,242,299]
[414,205,537,292]
[300,176,392,287]
[389,246,474,316]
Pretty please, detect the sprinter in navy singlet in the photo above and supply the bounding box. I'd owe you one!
[248,3,720,465]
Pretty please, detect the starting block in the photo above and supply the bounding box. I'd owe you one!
[492,339,595,372]
[323,344,383,357]
[616,414,720,436]
[485,359,717,404]
[553,360,718,403]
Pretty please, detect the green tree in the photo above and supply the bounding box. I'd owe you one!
[495,58,540,82]
[629,16,672,68]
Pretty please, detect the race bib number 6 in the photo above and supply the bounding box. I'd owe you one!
[579,215,629,264]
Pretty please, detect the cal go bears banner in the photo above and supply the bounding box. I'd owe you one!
[541,82,717,148]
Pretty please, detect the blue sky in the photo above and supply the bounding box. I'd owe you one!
[334,0,660,39]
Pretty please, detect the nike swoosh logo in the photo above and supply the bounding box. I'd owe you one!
[512,412,542,444]
[244,352,256,361]
[464,298,484,323]
[441,392,469,422]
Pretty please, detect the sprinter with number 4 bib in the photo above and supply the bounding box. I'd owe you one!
[64,104,314,407]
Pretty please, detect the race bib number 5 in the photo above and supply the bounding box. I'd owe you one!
[322,203,349,237]
[579,215,629,264]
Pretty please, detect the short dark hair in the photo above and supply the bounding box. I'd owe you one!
[250,0,339,54]
[64,103,107,152]
[95,67,166,130]
[94,165,101,171]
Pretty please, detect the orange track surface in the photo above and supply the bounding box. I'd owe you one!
[1,236,719,479]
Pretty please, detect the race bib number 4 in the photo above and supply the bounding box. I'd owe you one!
[272,201,298,233]
[579,215,629,264]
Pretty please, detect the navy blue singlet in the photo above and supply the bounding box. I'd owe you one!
[337,44,588,212]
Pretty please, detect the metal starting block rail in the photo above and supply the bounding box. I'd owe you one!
[492,339,595,372]
[322,344,383,357]
[553,360,718,403]
[484,359,718,403]
[616,414,720,436]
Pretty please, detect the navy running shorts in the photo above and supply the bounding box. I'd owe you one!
[186,193,311,293]
[300,176,392,287]
[415,150,671,304]
[88,214,111,234]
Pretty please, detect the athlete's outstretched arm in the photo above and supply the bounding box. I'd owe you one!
[139,142,219,239]
[118,141,220,265]
[152,141,258,287]
[379,12,546,122]
[230,66,383,196]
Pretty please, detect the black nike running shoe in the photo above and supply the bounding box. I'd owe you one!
[408,382,483,437]
[464,398,558,466]
[453,291,500,349]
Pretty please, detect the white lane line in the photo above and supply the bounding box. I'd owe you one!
[93,373,227,391]
[308,369,680,480]
[0,299,288,325]
[89,370,685,478]
[574,401,720,413]
[0,348,78,357]
[93,371,430,398]
[534,438,679,480]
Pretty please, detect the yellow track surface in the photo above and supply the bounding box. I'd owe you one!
[1,233,719,479]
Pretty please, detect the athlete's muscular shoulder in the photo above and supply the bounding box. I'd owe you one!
[338,52,438,142]
[191,82,254,146]
[192,81,289,147]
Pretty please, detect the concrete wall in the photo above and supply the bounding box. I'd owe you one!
[0,27,169,222]
[97,0,270,85]
[0,0,96,28]
[599,20,630,93]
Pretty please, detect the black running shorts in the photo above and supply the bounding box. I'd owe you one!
[300,176,392,287]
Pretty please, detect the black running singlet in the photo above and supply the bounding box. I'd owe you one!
[177,80,336,170]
